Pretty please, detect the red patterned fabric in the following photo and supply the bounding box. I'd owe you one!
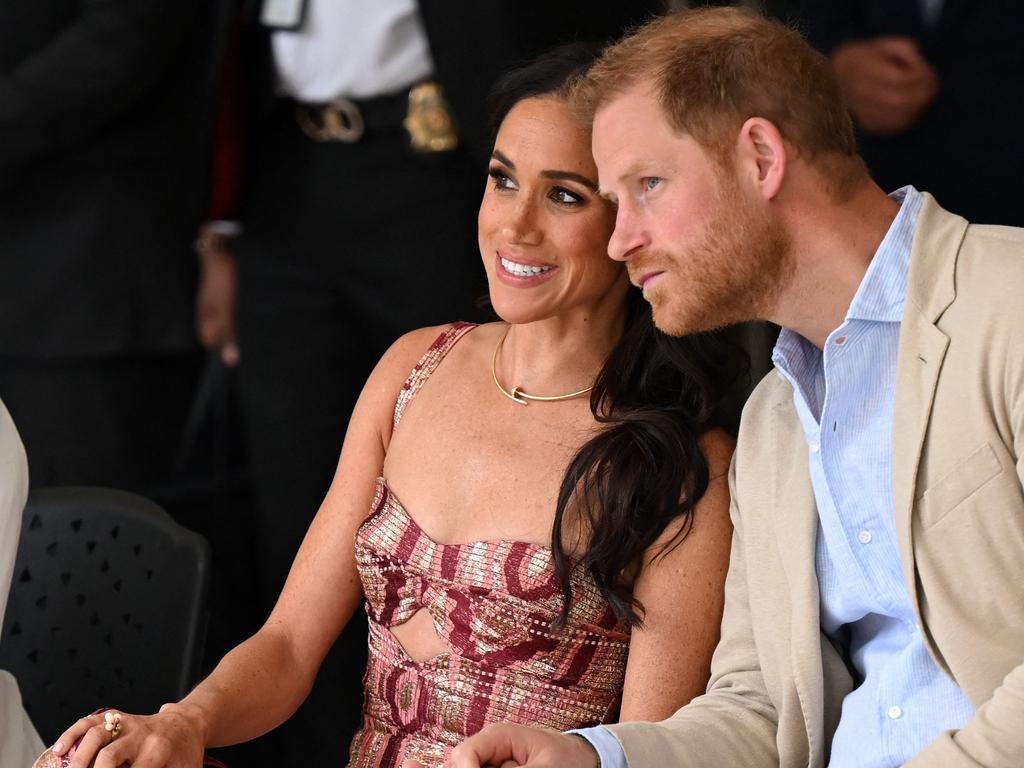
[347,324,631,768]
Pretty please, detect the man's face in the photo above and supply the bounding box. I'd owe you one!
[592,87,791,336]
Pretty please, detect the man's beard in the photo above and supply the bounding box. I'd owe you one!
[640,179,792,337]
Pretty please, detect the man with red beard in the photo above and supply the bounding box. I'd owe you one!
[407,7,1024,768]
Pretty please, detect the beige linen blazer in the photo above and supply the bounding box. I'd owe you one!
[606,195,1024,767]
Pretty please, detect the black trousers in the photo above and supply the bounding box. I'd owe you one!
[232,105,486,766]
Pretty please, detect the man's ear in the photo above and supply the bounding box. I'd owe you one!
[737,117,786,201]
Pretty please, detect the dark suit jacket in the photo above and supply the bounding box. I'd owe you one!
[797,0,1024,226]
[0,0,222,358]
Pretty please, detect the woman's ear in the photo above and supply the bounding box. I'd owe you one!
[736,117,786,201]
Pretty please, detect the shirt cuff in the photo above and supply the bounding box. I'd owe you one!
[567,726,627,768]
[205,219,243,238]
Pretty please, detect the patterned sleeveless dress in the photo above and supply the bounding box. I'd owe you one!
[347,323,631,768]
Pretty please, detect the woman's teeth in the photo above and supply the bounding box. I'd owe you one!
[501,257,554,277]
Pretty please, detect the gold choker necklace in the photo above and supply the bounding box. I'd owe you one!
[491,326,594,406]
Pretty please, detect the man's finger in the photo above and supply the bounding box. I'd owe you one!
[450,725,524,768]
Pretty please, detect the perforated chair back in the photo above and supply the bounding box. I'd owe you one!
[0,487,211,742]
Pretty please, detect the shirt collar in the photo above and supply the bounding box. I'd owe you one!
[845,185,920,323]
[772,185,922,375]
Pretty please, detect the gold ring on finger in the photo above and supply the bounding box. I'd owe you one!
[103,711,123,742]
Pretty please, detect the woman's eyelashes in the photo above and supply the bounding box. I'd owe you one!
[488,167,517,192]
[549,187,584,206]
[487,167,586,209]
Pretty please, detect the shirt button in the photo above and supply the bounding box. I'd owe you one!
[809,441,820,453]
[887,705,903,720]
[834,335,847,346]
[857,530,873,544]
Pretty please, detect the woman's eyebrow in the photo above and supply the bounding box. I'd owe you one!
[491,149,515,169]
[540,169,598,191]
[491,148,597,190]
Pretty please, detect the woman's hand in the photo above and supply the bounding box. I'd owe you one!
[52,703,207,768]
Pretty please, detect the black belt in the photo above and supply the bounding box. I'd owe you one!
[289,81,459,151]
[292,89,407,143]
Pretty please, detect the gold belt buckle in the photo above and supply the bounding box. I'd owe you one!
[403,81,459,153]
[297,98,364,143]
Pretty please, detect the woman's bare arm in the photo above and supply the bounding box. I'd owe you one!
[617,428,735,722]
[56,326,448,765]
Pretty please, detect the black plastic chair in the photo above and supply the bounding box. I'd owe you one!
[0,487,211,742]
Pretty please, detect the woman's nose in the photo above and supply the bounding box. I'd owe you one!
[501,198,542,245]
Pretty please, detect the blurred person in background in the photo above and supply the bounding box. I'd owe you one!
[0,0,217,491]
[194,3,662,765]
[797,0,1024,226]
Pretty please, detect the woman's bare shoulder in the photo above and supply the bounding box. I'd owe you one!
[370,323,463,389]
[359,322,497,432]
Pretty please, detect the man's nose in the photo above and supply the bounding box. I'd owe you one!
[607,205,644,261]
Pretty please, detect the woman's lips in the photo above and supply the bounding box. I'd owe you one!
[494,253,558,286]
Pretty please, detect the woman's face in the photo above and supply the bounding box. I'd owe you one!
[479,96,626,325]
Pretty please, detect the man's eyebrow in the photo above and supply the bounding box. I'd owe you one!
[597,160,651,201]
[491,150,514,169]
[617,160,647,182]
[540,170,598,191]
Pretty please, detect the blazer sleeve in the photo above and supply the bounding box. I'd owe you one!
[603,462,780,767]
[903,344,1024,768]
[0,0,198,191]
[903,661,1024,768]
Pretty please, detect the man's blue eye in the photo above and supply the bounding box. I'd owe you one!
[644,177,661,191]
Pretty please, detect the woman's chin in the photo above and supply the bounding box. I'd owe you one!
[487,299,554,326]
[485,283,550,325]
[491,308,540,326]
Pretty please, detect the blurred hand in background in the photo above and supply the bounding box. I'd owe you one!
[831,36,939,135]
[195,223,240,367]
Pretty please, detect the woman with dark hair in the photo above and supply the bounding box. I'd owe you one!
[44,44,738,768]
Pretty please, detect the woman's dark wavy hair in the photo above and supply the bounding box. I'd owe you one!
[489,42,747,628]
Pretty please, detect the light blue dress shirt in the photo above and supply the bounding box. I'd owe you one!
[574,187,972,767]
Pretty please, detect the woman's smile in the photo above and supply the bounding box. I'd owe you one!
[495,252,558,285]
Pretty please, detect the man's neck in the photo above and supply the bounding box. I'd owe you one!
[771,181,901,349]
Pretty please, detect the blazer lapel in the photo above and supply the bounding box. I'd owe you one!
[891,195,964,633]
[891,314,948,611]
[771,391,825,761]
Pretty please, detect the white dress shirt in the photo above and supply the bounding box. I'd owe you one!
[271,0,435,101]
